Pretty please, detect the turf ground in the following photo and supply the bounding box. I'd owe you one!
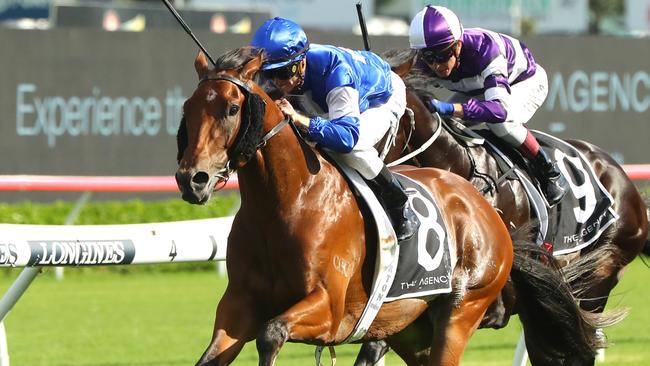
[1,257,648,365]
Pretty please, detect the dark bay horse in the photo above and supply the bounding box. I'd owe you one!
[174,47,606,366]
[355,49,646,366]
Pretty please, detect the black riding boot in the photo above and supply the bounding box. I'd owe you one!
[531,149,567,206]
[368,166,420,241]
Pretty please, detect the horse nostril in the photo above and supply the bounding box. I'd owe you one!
[191,171,210,188]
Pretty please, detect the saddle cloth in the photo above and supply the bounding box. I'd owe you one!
[385,175,453,301]
[450,121,619,255]
[325,151,452,342]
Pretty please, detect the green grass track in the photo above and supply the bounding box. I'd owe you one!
[0,257,647,365]
[0,197,647,365]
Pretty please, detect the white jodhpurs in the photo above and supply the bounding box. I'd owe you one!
[447,65,548,146]
[332,72,407,179]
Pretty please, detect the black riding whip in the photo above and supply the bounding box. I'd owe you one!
[356,2,371,51]
[160,0,217,66]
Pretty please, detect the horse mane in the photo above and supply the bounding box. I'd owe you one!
[381,48,439,101]
[211,46,285,100]
[213,46,265,72]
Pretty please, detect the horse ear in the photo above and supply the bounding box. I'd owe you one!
[195,51,210,80]
[392,55,415,78]
[240,52,263,82]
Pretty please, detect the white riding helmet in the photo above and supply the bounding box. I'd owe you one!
[409,5,464,50]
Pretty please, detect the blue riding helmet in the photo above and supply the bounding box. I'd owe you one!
[251,17,309,71]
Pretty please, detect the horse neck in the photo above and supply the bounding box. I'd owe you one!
[414,114,473,178]
[237,91,332,213]
[439,126,474,178]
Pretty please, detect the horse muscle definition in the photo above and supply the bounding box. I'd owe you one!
[174,47,610,366]
[355,49,646,366]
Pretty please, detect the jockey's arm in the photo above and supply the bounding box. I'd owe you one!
[457,74,510,124]
[305,86,361,153]
[451,103,464,119]
[288,111,312,130]
[276,87,360,153]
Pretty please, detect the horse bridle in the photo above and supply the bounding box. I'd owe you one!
[197,73,292,186]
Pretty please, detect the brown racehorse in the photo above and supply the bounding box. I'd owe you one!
[175,47,612,366]
[355,49,647,366]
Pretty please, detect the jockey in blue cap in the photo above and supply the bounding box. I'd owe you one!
[409,5,567,206]
[251,17,420,241]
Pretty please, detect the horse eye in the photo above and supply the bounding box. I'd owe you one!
[228,105,240,116]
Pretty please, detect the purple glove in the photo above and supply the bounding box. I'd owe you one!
[428,99,455,117]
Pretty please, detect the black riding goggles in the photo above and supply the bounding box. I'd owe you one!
[419,42,457,64]
[262,62,300,80]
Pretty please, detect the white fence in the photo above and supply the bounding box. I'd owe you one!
[0,175,239,366]
[0,217,234,366]
[0,217,233,268]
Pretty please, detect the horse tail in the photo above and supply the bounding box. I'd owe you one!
[641,204,650,257]
[509,224,626,363]
[643,228,650,257]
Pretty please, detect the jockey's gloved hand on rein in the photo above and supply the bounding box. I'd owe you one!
[428,99,454,117]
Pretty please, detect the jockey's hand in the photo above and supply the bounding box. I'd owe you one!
[276,98,296,118]
[428,99,455,117]
[276,98,310,134]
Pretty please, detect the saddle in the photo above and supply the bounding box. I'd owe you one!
[441,119,618,255]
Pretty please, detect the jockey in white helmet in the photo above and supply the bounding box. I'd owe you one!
[409,5,566,206]
[252,17,419,241]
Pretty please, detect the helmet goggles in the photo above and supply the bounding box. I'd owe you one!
[419,41,457,64]
[263,61,300,80]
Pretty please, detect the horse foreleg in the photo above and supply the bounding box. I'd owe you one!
[257,287,337,366]
[197,287,260,366]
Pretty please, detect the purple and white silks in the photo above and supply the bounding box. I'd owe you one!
[418,28,540,124]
